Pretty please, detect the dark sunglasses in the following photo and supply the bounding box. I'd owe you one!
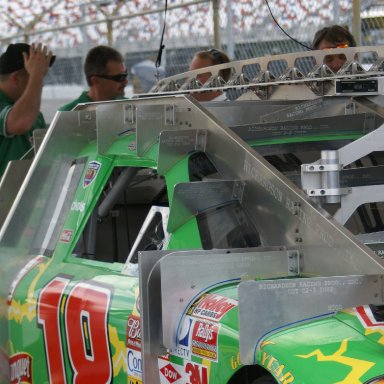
[208,48,224,64]
[93,72,128,82]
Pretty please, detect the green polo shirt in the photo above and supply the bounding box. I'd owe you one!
[58,91,94,112]
[59,91,128,112]
[0,91,46,177]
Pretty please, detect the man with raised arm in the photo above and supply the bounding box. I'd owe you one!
[0,42,54,177]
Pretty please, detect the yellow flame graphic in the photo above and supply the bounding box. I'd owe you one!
[296,339,374,384]
[109,325,128,376]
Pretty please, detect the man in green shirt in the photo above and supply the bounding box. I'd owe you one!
[59,45,128,111]
[0,43,55,177]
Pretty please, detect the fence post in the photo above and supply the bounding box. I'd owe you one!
[352,0,362,45]
[213,0,221,49]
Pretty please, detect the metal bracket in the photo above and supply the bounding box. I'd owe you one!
[78,109,95,125]
[302,164,343,172]
[124,104,137,125]
[287,250,300,275]
[165,104,176,125]
[306,187,351,197]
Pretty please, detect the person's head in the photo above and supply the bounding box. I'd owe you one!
[312,25,357,73]
[189,49,230,101]
[0,43,55,101]
[85,45,128,101]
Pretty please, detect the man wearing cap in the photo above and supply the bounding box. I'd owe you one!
[59,45,128,111]
[0,42,54,177]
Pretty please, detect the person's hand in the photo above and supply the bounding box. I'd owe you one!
[22,43,53,79]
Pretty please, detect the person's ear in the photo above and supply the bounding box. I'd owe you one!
[10,71,20,86]
[89,75,99,87]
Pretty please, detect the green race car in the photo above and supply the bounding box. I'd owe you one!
[2,47,384,384]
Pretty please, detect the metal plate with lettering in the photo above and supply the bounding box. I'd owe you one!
[238,275,383,365]
[336,79,378,95]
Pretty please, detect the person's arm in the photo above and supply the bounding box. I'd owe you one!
[6,43,52,136]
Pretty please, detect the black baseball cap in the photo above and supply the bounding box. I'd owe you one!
[0,43,56,75]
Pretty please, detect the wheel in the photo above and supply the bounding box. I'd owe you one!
[250,375,277,384]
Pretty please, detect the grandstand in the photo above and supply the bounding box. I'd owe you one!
[0,0,383,120]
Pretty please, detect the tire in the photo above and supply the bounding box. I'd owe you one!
[250,375,277,384]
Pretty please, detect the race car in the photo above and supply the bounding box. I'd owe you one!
[1,46,384,384]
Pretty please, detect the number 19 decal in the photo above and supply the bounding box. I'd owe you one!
[38,277,112,383]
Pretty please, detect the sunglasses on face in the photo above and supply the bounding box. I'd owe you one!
[322,43,349,50]
[93,72,128,82]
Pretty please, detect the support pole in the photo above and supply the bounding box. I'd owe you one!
[352,0,361,46]
[213,0,221,49]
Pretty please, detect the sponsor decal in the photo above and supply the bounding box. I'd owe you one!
[158,356,183,384]
[128,142,136,151]
[260,351,294,384]
[7,256,46,305]
[160,363,182,383]
[174,316,193,359]
[184,361,209,384]
[187,293,237,322]
[355,305,384,329]
[158,355,210,384]
[128,379,142,384]
[71,201,85,213]
[127,349,142,381]
[191,320,220,361]
[126,314,141,351]
[59,229,73,243]
[83,161,101,188]
[9,353,32,384]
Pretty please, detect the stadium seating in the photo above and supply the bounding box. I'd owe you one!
[0,0,353,49]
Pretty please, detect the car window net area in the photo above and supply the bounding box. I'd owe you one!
[73,167,167,263]
[197,202,260,249]
[188,152,260,249]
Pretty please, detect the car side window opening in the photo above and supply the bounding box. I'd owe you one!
[188,152,261,249]
[73,167,168,263]
[127,207,170,265]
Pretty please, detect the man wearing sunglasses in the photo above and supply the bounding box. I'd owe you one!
[59,45,128,111]
[312,25,357,73]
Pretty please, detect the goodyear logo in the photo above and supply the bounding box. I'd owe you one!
[261,352,294,384]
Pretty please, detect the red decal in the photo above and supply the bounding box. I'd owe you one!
[191,320,219,361]
[356,305,384,328]
[9,353,32,384]
[185,362,208,384]
[188,294,237,321]
[83,161,101,188]
[38,277,113,383]
[59,229,73,243]
[126,314,141,350]
[65,282,112,384]
[160,363,182,383]
[38,277,70,384]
